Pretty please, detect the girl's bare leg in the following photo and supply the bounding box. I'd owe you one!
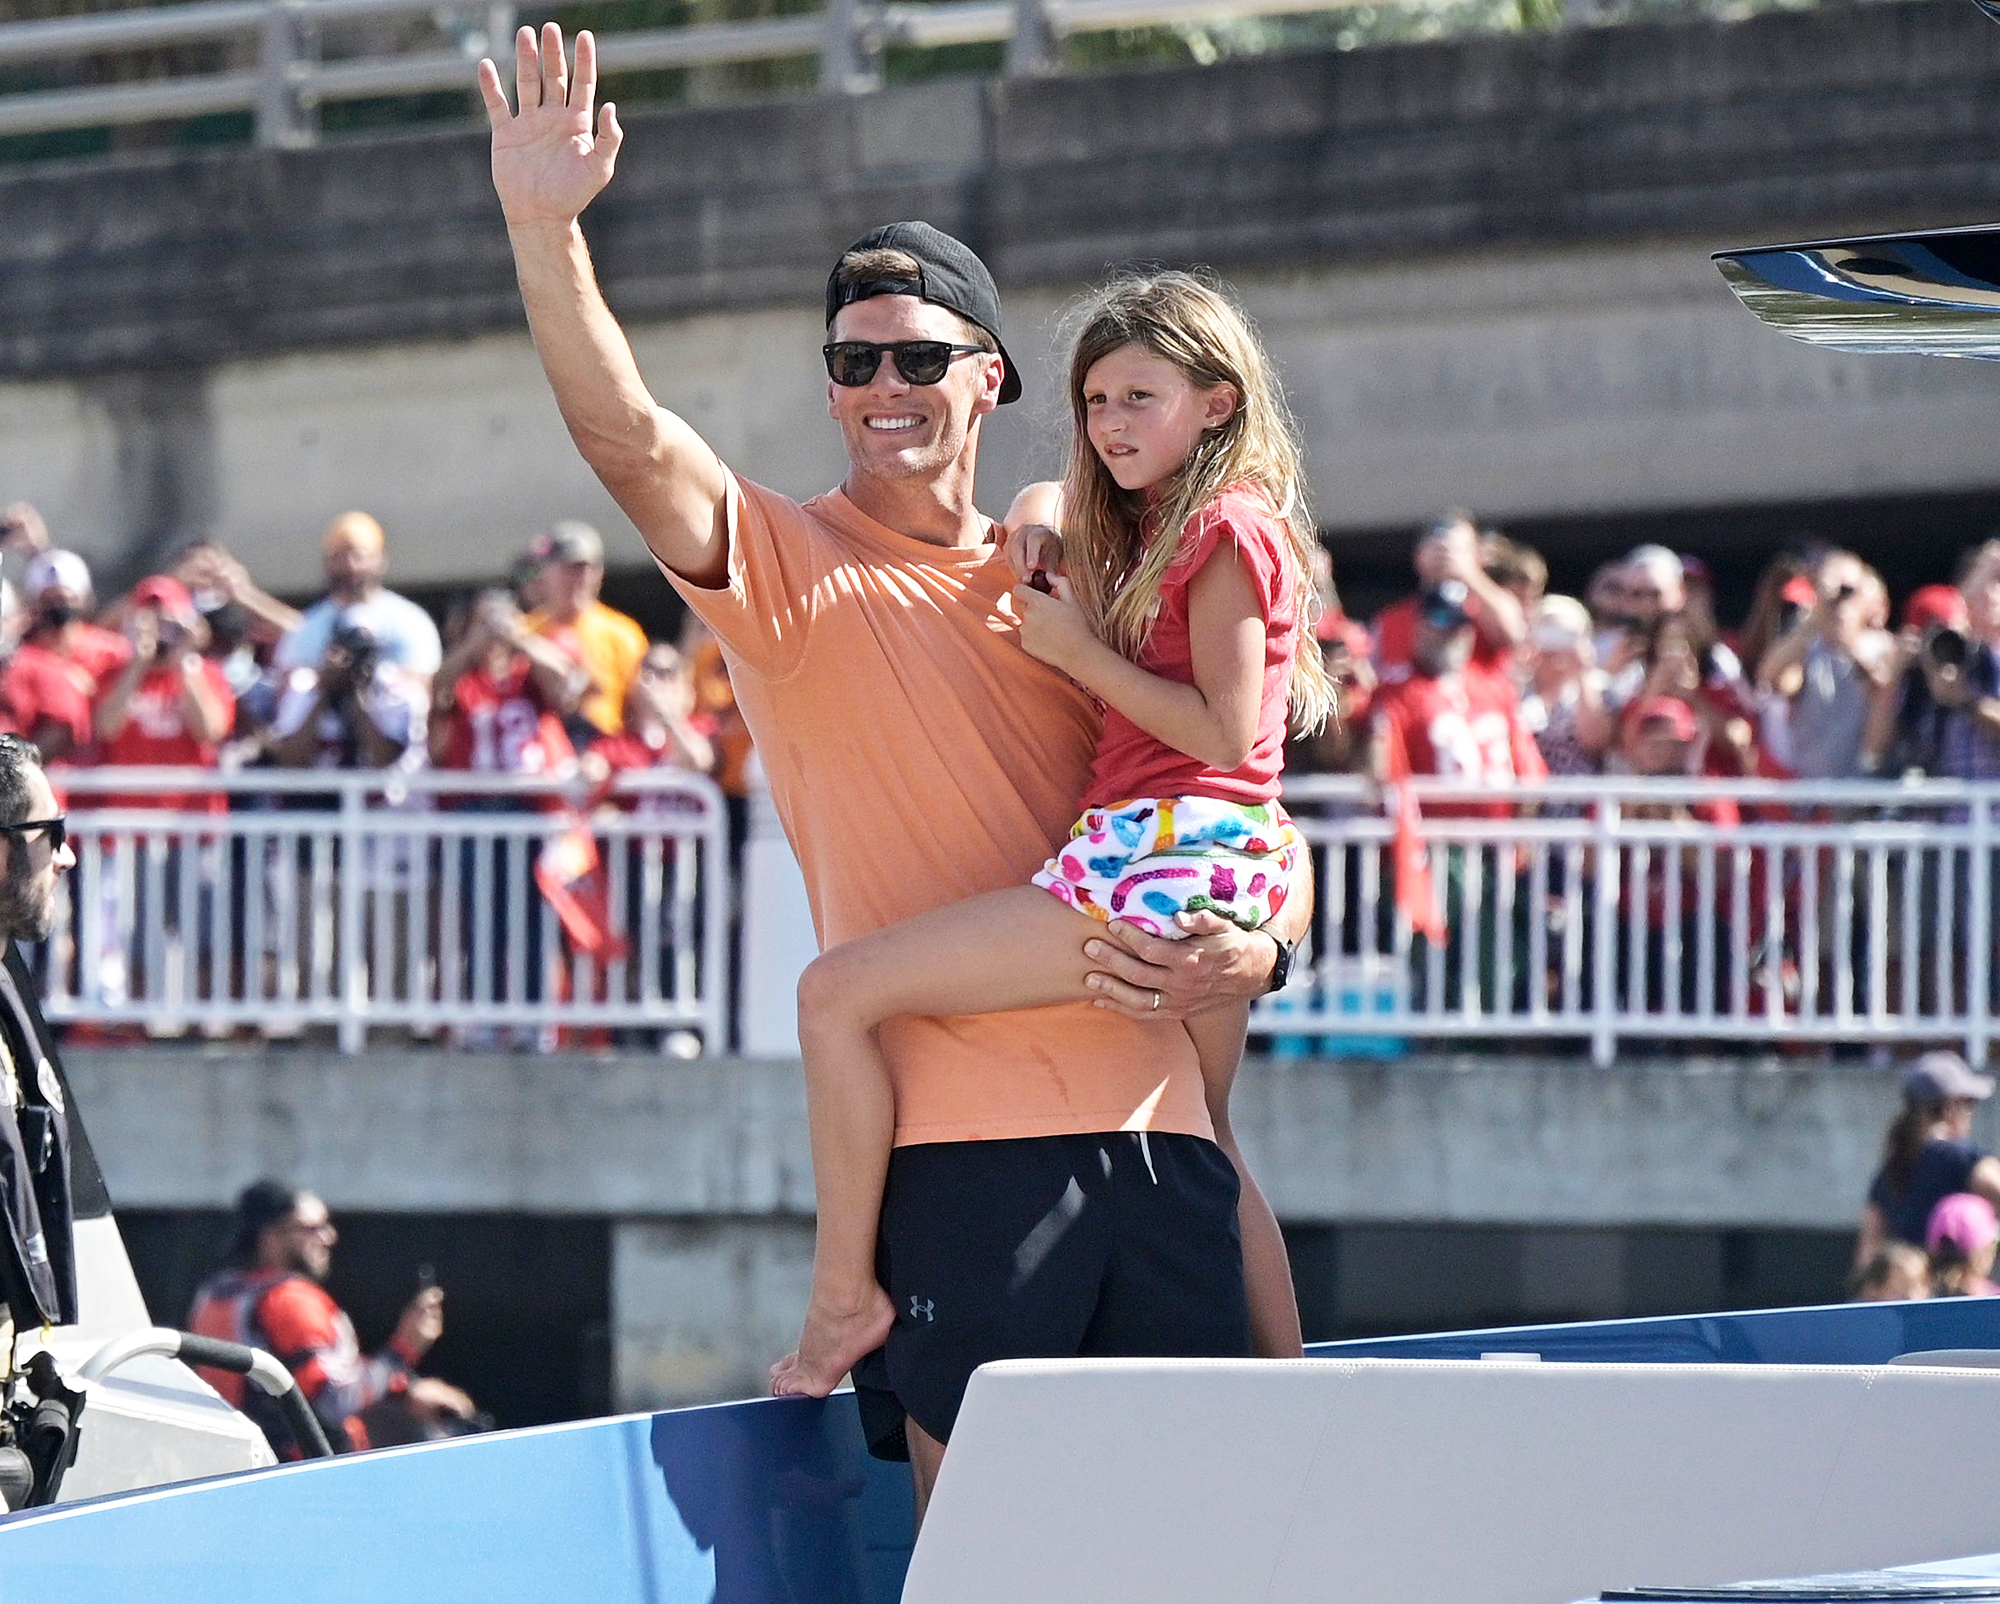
[772,886,1108,1397]
[1185,1004,1304,1358]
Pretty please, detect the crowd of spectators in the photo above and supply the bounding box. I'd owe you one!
[1293,513,2000,796]
[10,489,2000,1042]
[0,500,744,1045]
[1279,512,2000,1025]
[1288,511,2000,797]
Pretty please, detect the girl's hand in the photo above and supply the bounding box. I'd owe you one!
[1004,523,1064,588]
[1012,577,1094,673]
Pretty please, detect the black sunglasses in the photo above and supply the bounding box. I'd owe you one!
[0,817,64,854]
[823,340,988,388]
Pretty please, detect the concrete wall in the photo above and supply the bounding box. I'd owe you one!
[66,1045,1972,1407]
[5,2,2000,591]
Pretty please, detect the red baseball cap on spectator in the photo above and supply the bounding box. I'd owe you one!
[130,575,198,626]
[1627,695,1698,742]
[1780,575,1818,610]
[1316,611,1371,659]
[1904,583,1968,634]
[1926,1192,2000,1256]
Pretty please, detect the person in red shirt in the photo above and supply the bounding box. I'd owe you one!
[1370,583,1545,1012]
[1370,582,1546,817]
[187,1180,475,1457]
[432,591,586,1037]
[1618,695,1742,1018]
[1371,511,1527,688]
[19,551,129,700]
[86,577,236,1020]
[0,644,92,762]
[93,577,235,810]
[583,644,715,1052]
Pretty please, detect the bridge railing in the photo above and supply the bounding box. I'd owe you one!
[1261,775,2000,1066]
[42,766,730,1052]
[0,0,1394,149]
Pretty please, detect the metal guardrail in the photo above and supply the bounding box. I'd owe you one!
[43,766,730,1052]
[0,0,1393,148]
[1255,774,2000,1067]
[34,767,2000,1066]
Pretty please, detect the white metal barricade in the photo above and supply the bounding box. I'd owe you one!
[36,768,2000,1063]
[44,767,730,1053]
[1257,775,2000,1066]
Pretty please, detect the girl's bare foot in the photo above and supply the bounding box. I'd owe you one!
[769,1283,896,1398]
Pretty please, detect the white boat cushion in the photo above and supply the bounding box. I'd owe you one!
[905,1358,2000,1604]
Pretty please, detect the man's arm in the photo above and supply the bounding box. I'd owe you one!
[479,27,730,587]
[1083,850,1315,1021]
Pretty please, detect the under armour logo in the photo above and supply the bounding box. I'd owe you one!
[908,1296,936,1324]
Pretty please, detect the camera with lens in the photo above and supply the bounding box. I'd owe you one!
[1925,626,1972,673]
[325,620,381,691]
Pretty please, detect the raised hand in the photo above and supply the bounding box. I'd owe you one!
[477,25,623,229]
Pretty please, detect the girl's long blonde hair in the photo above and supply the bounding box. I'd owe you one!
[1059,271,1334,735]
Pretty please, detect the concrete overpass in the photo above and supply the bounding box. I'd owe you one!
[5,0,2000,600]
[74,1044,1939,1416]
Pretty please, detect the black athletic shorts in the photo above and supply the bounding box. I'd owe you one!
[851,1130,1249,1462]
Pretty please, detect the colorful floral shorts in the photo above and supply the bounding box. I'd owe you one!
[1031,796,1302,939]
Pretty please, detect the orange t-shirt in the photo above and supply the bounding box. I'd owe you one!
[664,473,1210,1148]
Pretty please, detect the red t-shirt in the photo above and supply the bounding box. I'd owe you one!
[589,730,710,818]
[1371,594,1513,685]
[436,658,576,789]
[36,624,131,694]
[0,645,93,754]
[1085,488,1298,808]
[1371,667,1547,819]
[96,659,235,813]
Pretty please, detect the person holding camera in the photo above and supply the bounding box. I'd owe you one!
[271,513,442,689]
[432,589,587,1043]
[187,1181,479,1458]
[264,619,428,777]
[88,577,236,1021]
[1860,583,1970,778]
[1754,549,1894,780]
[1910,543,2000,782]
[1370,511,1528,688]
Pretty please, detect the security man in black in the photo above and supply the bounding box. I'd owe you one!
[0,738,82,1335]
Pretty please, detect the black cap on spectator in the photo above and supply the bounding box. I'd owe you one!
[1904,1051,1996,1105]
[528,520,604,567]
[219,1178,301,1268]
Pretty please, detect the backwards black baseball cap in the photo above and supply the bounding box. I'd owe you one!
[825,221,1021,405]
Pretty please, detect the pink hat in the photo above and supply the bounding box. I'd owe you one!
[1627,695,1698,743]
[130,575,198,627]
[1926,1192,1999,1256]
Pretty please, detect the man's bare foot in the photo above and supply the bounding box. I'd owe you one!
[769,1284,895,1398]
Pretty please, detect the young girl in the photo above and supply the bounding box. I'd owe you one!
[771,271,1335,1398]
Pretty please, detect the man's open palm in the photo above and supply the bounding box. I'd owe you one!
[478,24,622,228]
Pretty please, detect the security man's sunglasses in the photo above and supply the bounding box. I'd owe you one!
[0,817,64,854]
[822,340,988,388]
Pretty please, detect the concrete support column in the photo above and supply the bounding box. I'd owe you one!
[611,1215,817,1413]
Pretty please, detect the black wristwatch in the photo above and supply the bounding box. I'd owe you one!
[1263,930,1297,994]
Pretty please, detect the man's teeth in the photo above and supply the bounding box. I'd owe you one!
[867,416,922,432]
